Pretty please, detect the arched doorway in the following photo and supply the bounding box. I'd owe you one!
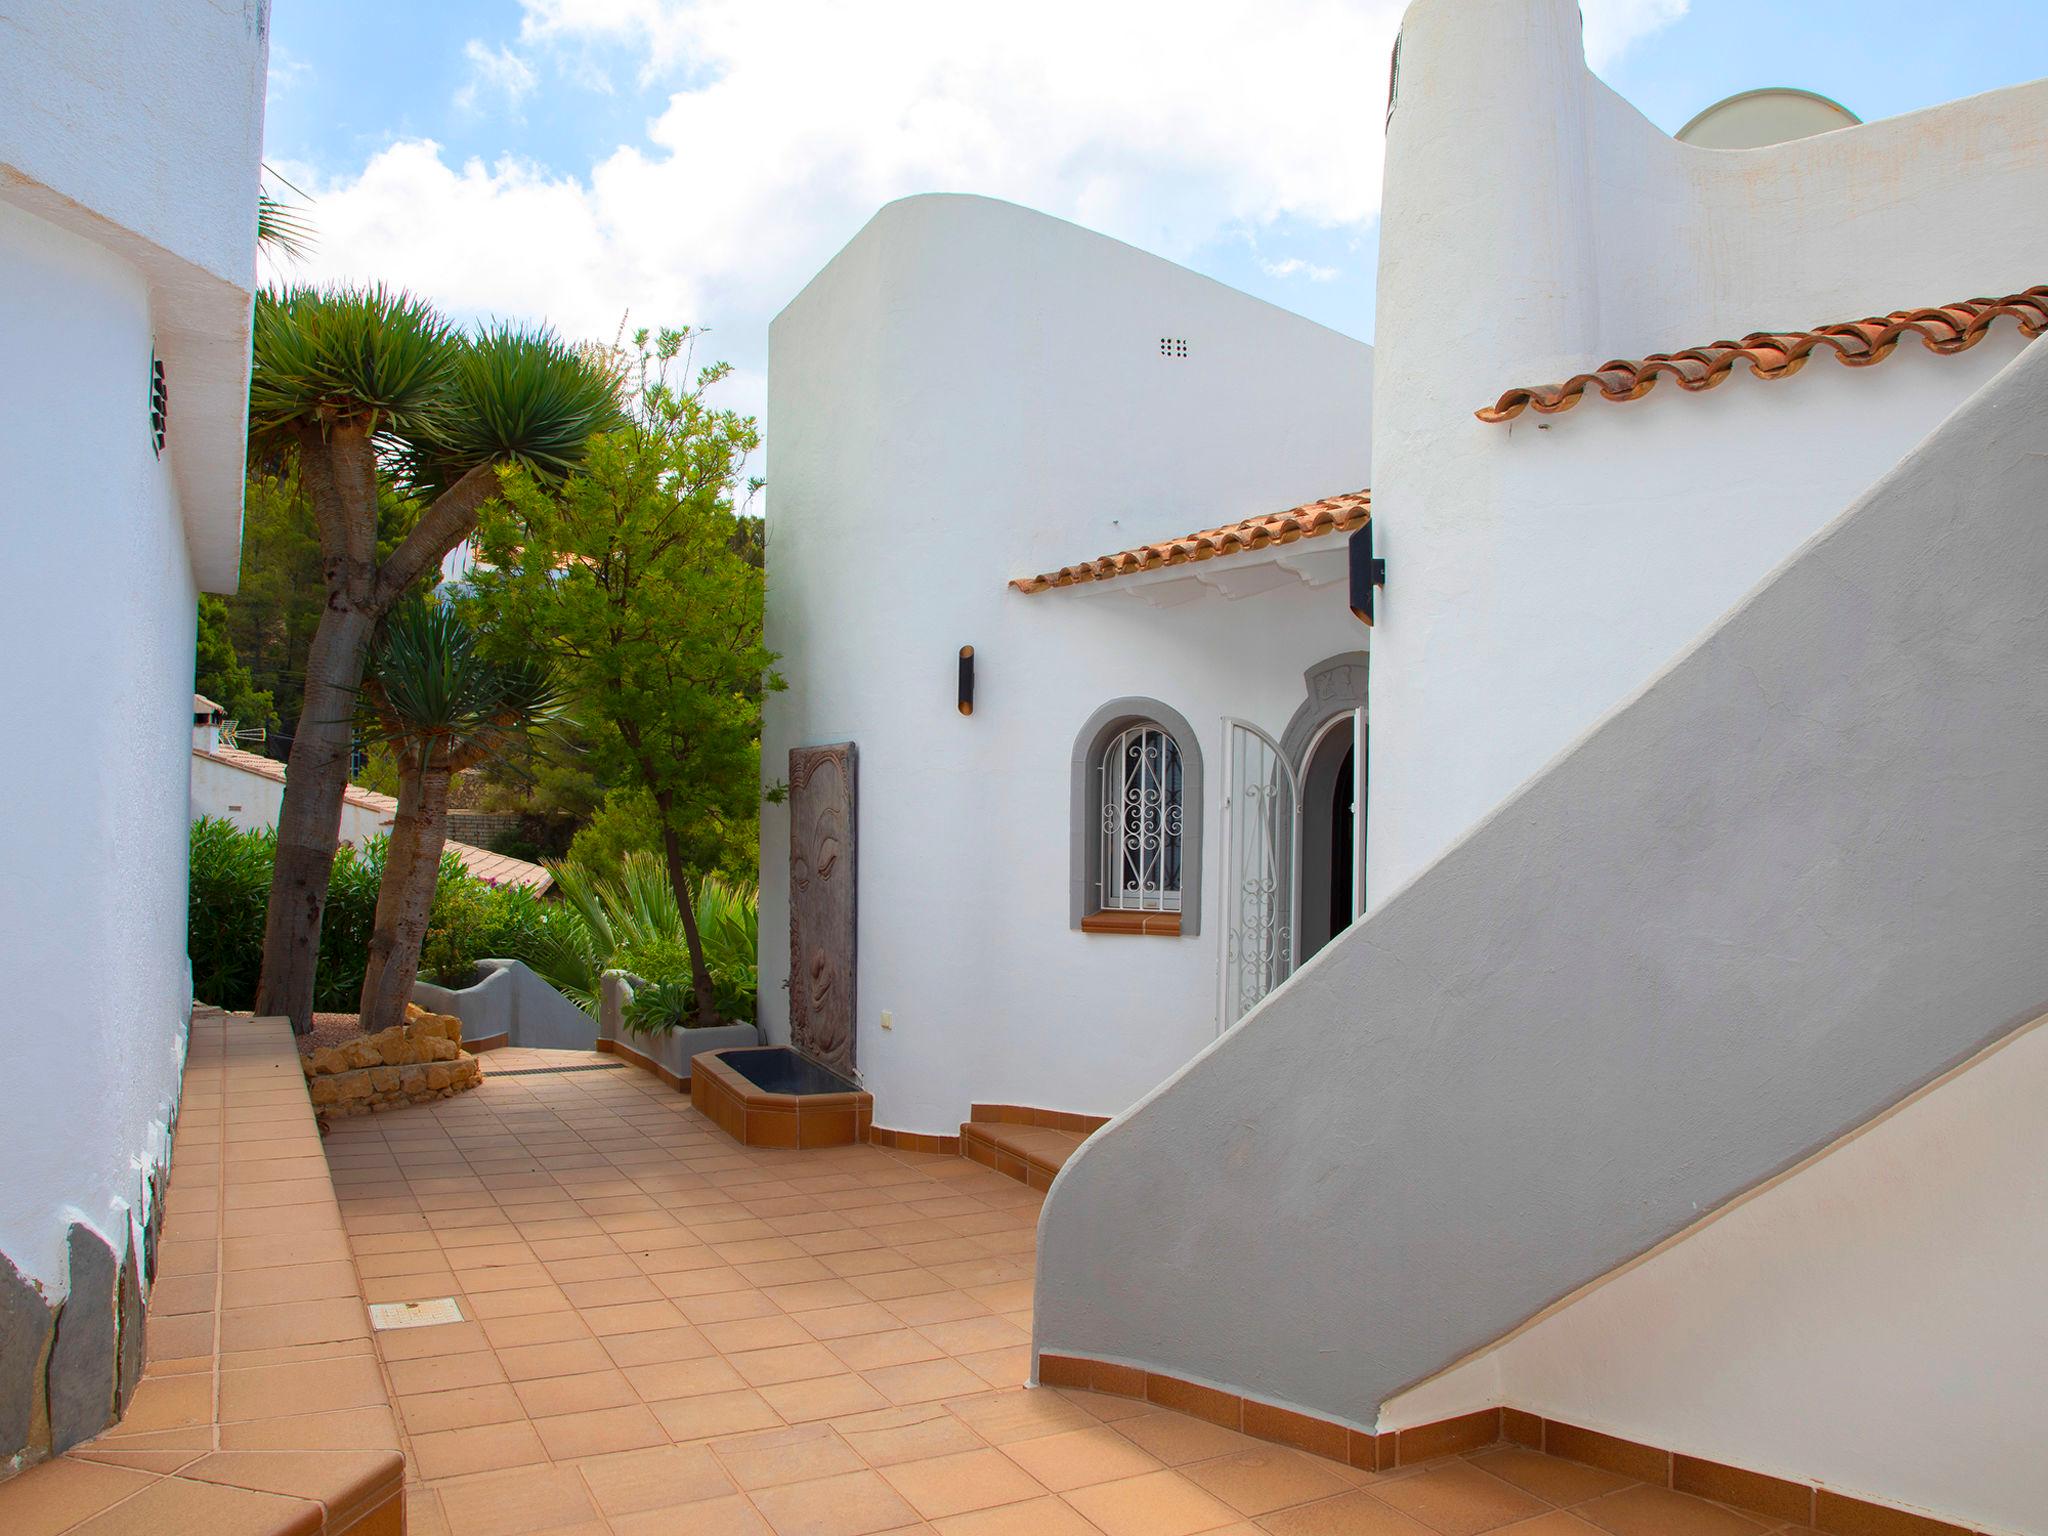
[1280,652,1368,966]
[1297,712,1364,963]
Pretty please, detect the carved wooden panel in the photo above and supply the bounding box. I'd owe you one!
[788,743,857,1077]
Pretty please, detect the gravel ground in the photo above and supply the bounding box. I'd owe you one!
[299,1012,366,1053]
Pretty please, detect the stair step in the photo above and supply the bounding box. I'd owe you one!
[960,1115,1101,1190]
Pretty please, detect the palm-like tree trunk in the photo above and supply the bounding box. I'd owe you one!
[358,760,454,1033]
[657,795,720,1028]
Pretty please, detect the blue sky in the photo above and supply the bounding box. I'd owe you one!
[264,1,2047,419]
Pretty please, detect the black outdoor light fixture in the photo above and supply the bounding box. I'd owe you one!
[958,646,975,715]
[1349,524,1386,625]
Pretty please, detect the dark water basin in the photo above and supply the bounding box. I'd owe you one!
[718,1045,859,1096]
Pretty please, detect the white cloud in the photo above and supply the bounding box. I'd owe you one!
[1582,0,1690,71]
[455,40,539,114]
[279,0,1689,417]
[1260,257,1340,283]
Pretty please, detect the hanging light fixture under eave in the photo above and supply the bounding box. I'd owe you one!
[1349,526,1386,625]
[958,646,975,715]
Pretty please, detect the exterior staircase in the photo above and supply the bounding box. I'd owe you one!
[960,1105,1107,1189]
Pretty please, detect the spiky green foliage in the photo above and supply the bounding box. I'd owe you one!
[249,285,458,449]
[255,191,314,261]
[358,599,568,773]
[524,853,759,1027]
[408,324,631,494]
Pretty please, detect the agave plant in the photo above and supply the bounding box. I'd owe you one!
[248,284,625,1031]
[526,853,758,1028]
[353,600,568,1032]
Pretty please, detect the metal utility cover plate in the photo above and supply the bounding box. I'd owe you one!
[369,1297,464,1330]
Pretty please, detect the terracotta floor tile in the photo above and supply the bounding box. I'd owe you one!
[749,1468,922,1536]
[378,1322,490,1362]
[733,1343,849,1388]
[498,1338,618,1383]
[1258,1492,1440,1536]
[64,1473,323,1536]
[649,1388,785,1441]
[218,1403,403,1451]
[839,1409,989,1468]
[220,1260,362,1308]
[482,1313,595,1350]
[1113,1410,1258,1467]
[943,1389,1096,1446]
[1371,1462,1553,1536]
[1573,1485,1770,1536]
[863,1359,990,1406]
[0,1455,158,1536]
[624,1354,747,1401]
[535,1402,669,1459]
[514,1369,640,1419]
[930,1494,1102,1536]
[829,1331,948,1373]
[402,1384,529,1435]
[434,1464,602,1536]
[1486,1515,1610,1536]
[1183,1446,1356,1518]
[611,1491,772,1535]
[705,1314,821,1353]
[1466,1452,1634,1509]
[219,1354,388,1422]
[1065,1469,1243,1536]
[801,1303,909,1340]
[716,1424,868,1489]
[914,1317,1031,1357]
[761,1373,894,1423]
[411,1420,551,1481]
[601,1324,716,1367]
[879,1446,1047,1519]
[389,1352,509,1396]
[573,1441,737,1515]
[584,1299,692,1337]
[1002,1424,1167,1492]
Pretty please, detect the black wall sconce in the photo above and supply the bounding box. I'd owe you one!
[958,646,975,715]
[1349,525,1386,626]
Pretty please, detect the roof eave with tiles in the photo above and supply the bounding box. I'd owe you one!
[1476,286,2048,423]
[1011,489,1371,595]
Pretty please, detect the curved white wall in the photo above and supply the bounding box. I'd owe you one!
[1386,1016,2048,1536]
[0,202,197,1295]
[1368,0,2048,899]
[763,194,1371,1132]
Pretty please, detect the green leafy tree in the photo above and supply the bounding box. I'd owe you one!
[247,285,623,1031]
[471,327,777,1026]
[194,596,273,729]
[354,600,566,1031]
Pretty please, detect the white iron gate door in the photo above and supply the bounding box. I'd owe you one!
[1219,719,1300,1030]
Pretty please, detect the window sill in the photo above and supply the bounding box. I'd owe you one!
[1081,909,1183,937]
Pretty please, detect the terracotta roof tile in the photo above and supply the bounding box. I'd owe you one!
[192,745,553,893]
[1011,490,1371,594]
[1476,286,2048,424]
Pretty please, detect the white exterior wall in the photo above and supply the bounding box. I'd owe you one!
[0,202,201,1294]
[190,757,393,847]
[1367,0,2048,899]
[1385,1016,2048,1535]
[764,195,1371,1133]
[0,2,265,1327]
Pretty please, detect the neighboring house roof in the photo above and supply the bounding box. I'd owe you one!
[193,693,225,720]
[1011,490,1372,594]
[192,746,554,894]
[1476,286,2048,423]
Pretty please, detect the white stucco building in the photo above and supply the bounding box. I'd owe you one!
[762,194,1375,1134]
[0,0,268,1467]
[770,2,2048,1527]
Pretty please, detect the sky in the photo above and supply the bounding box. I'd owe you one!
[263,0,2048,428]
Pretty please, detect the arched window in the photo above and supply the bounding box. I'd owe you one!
[1099,723,1184,913]
[1069,699,1204,936]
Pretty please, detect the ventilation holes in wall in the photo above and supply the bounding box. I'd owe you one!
[148,351,168,459]
[1158,337,1189,358]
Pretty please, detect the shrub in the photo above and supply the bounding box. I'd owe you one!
[187,820,558,1012]
[525,853,759,1029]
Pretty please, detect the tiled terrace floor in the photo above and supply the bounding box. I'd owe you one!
[327,1051,1832,1536]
